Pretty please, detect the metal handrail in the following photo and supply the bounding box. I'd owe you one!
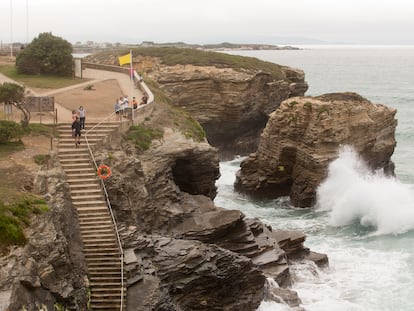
[84,113,125,311]
[81,66,155,310]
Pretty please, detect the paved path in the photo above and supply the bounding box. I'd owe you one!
[1,68,144,123]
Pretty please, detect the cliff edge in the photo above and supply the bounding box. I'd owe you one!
[235,92,397,207]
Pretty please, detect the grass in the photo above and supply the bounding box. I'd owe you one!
[116,47,287,80]
[0,64,87,89]
[0,122,52,159]
[138,78,205,142]
[0,195,49,252]
[0,142,24,159]
[126,124,164,150]
[171,107,206,142]
[25,123,54,136]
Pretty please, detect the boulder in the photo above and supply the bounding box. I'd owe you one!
[125,236,266,311]
[235,92,397,207]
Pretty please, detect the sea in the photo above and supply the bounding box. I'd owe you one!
[215,46,414,311]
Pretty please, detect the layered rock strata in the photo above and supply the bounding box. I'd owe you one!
[85,52,308,158]
[97,125,327,310]
[1,155,88,310]
[235,92,397,207]
[148,64,308,158]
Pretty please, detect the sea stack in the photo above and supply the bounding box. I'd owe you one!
[235,92,397,207]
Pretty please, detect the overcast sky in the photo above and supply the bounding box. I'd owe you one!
[1,0,414,45]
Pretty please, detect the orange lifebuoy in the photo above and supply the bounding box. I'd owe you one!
[97,164,111,179]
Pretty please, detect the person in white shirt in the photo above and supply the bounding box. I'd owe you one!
[78,106,86,129]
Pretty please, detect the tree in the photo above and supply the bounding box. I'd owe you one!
[0,82,31,128]
[16,32,73,77]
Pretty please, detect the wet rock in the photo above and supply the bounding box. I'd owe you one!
[235,92,397,207]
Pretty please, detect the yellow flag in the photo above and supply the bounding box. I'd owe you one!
[118,53,130,66]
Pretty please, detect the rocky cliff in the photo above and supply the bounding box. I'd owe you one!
[85,48,308,158]
[148,64,307,158]
[0,155,89,310]
[235,92,397,207]
[90,103,327,310]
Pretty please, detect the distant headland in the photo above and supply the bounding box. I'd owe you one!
[72,41,300,54]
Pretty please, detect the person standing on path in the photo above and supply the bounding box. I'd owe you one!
[72,116,82,147]
[114,99,121,121]
[78,106,86,129]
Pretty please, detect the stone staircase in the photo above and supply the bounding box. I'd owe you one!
[57,122,126,310]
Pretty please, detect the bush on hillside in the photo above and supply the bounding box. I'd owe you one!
[0,120,23,144]
[0,196,49,252]
[16,32,73,76]
[126,125,163,150]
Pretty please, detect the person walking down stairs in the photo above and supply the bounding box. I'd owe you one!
[71,116,82,147]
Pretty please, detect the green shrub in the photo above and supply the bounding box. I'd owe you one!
[127,125,163,150]
[304,102,312,110]
[16,32,73,76]
[0,196,48,249]
[317,106,330,119]
[0,214,27,246]
[0,120,24,144]
[183,115,206,142]
[26,123,53,136]
[33,154,50,165]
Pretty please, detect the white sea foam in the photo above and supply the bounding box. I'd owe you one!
[316,146,414,235]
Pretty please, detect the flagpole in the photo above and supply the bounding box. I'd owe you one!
[10,0,13,57]
[130,49,134,123]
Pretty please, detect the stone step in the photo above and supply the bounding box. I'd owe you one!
[82,238,117,245]
[83,247,120,253]
[59,143,96,149]
[67,178,99,185]
[74,202,108,209]
[90,282,124,288]
[87,262,121,269]
[86,257,121,265]
[83,240,118,249]
[60,132,107,137]
[69,183,100,189]
[60,159,92,165]
[91,292,125,299]
[72,194,104,201]
[58,150,90,156]
[78,218,113,225]
[86,259,121,266]
[77,211,110,218]
[89,301,124,310]
[61,163,93,170]
[81,227,115,235]
[90,276,124,282]
[59,135,102,140]
[75,204,108,210]
[71,189,102,196]
[65,168,96,175]
[66,173,97,179]
[88,271,122,278]
[82,237,118,243]
[57,122,121,128]
[58,147,91,152]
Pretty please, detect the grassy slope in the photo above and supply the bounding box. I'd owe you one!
[96,47,286,80]
[0,64,87,89]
